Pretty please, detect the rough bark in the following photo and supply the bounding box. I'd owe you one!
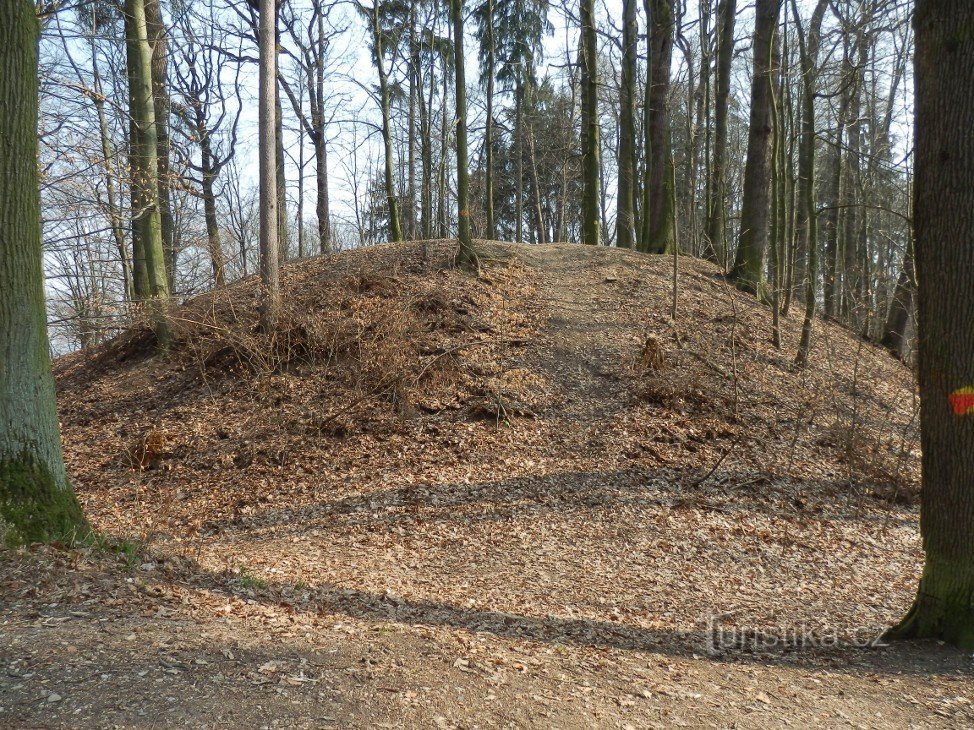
[616,0,638,248]
[125,0,171,345]
[372,3,403,243]
[484,0,496,240]
[144,0,176,291]
[705,0,737,267]
[259,0,281,330]
[886,0,974,650]
[0,2,88,545]
[880,236,915,359]
[729,0,780,295]
[452,0,476,270]
[793,0,829,367]
[644,0,675,254]
[638,0,653,251]
[579,0,601,246]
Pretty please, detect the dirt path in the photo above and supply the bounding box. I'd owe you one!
[3,242,972,728]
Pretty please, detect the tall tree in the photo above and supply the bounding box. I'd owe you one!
[793,0,829,367]
[452,0,476,268]
[642,0,675,254]
[368,0,404,242]
[259,0,281,329]
[886,0,974,649]
[475,0,497,239]
[0,1,89,545]
[579,0,600,245]
[144,0,176,289]
[703,0,736,266]
[125,0,172,344]
[615,0,638,248]
[729,0,780,295]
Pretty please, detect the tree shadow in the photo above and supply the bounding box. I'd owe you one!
[157,556,970,681]
[201,466,916,539]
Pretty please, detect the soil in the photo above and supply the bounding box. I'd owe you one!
[2,241,971,729]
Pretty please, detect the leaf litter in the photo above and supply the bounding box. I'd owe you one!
[2,240,971,728]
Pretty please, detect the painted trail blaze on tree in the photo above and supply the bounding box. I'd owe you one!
[886,0,974,649]
[949,387,974,416]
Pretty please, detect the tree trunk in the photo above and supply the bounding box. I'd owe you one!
[144,0,175,292]
[275,79,289,260]
[729,0,780,295]
[372,4,403,243]
[259,0,280,331]
[125,0,171,345]
[793,0,829,367]
[880,236,916,359]
[704,0,736,267]
[92,53,133,302]
[452,0,476,269]
[638,0,654,251]
[616,0,638,248]
[484,0,496,240]
[0,2,88,545]
[644,0,675,254]
[200,135,226,287]
[886,0,974,650]
[580,0,601,246]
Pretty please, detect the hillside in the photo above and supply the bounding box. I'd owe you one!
[4,241,970,728]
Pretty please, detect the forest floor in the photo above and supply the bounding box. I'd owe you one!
[3,240,972,728]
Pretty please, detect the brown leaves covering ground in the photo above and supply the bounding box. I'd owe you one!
[3,240,972,728]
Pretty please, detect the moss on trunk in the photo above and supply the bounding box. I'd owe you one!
[0,451,88,546]
[885,559,974,649]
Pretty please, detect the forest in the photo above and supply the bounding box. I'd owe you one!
[2,0,974,727]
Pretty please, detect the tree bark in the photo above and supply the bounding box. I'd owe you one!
[886,0,974,649]
[125,0,171,345]
[616,0,638,248]
[259,0,280,330]
[144,0,176,291]
[372,3,403,242]
[0,1,88,545]
[644,0,675,254]
[729,0,780,295]
[452,0,476,269]
[704,0,736,266]
[484,0,496,240]
[880,236,915,359]
[580,0,601,246]
[793,0,829,367]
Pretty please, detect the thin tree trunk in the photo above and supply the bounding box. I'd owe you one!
[638,0,654,251]
[372,3,403,242]
[704,0,735,266]
[484,0,496,240]
[92,52,133,302]
[452,0,476,269]
[259,0,280,330]
[616,0,638,248]
[580,0,601,245]
[144,0,176,292]
[125,0,171,345]
[200,134,226,286]
[880,236,915,359]
[793,0,828,367]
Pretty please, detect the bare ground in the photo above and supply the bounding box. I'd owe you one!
[2,241,972,728]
